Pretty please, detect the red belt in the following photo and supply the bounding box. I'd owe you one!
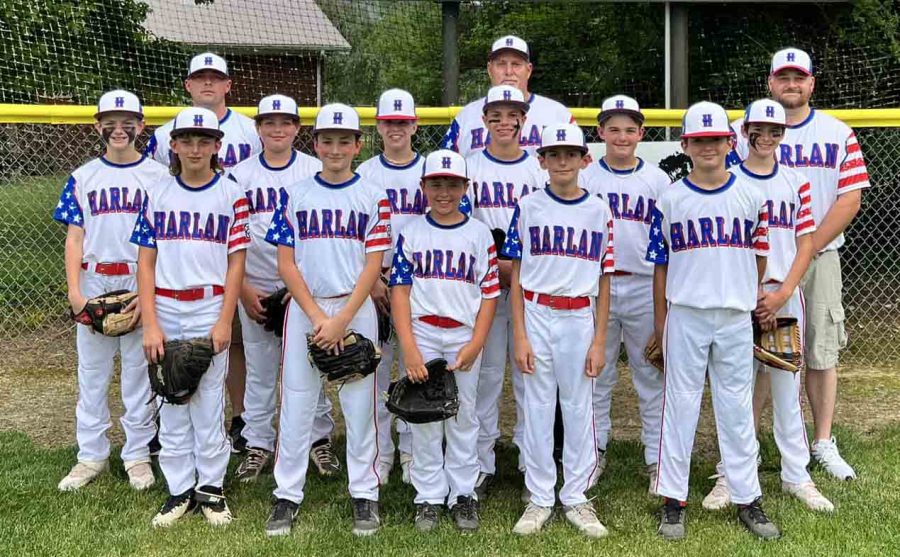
[156,285,224,301]
[419,315,465,329]
[611,271,633,276]
[764,279,782,285]
[81,262,134,276]
[524,289,591,310]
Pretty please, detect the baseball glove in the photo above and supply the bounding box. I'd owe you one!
[492,228,510,260]
[70,290,139,337]
[386,358,459,424]
[753,316,802,373]
[376,276,393,344]
[307,331,381,385]
[148,338,214,404]
[260,287,288,338]
[644,335,664,373]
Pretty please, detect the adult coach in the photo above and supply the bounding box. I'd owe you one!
[731,48,870,480]
[440,35,573,157]
[146,52,263,451]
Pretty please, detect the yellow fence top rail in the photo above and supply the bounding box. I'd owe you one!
[0,104,898,128]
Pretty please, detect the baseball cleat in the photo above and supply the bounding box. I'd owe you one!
[647,463,659,496]
[811,437,857,481]
[451,496,479,533]
[399,451,413,485]
[58,460,108,492]
[563,502,608,538]
[658,498,686,541]
[351,498,381,536]
[474,472,494,500]
[737,498,781,540]
[266,498,300,537]
[782,481,834,512]
[228,415,247,454]
[512,503,553,535]
[151,490,196,528]
[310,438,341,477]
[414,503,441,532]
[702,473,731,510]
[235,447,271,483]
[124,460,155,491]
[195,485,232,527]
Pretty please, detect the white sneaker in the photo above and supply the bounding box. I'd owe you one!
[152,491,196,528]
[702,473,731,510]
[563,502,608,538]
[512,503,553,535]
[782,481,835,512]
[58,460,108,491]
[124,460,155,491]
[647,463,659,496]
[811,437,857,481]
[196,486,233,527]
[399,452,412,485]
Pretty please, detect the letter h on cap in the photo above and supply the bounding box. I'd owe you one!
[556,129,566,141]
[393,99,403,111]
[506,38,514,46]
[333,112,343,124]
[441,156,452,169]
[204,56,213,66]
[115,97,125,108]
[765,106,775,118]
[193,114,204,126]
[702,114,713,127]
[615,100,624,109]
[787,52,796,62]
[272,99,281,110]
[502,90,512,101]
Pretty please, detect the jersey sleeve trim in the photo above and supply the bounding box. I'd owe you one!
[52,175,85,227]
[753,203,770,256]
[228,197,251,253]
[500,204,523,260]
[795,182,816,236]
[265,188,295,247]
[130,195,157,249]
[480,244,501,298]
[602,218,615,273]
[388,234,414,286]
[837,132,871,192]
[645,206,669,264]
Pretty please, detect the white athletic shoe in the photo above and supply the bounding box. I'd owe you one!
[124,460,155,491]
[811,437,857,481]
[58,460,108,492]
[151,491,196,528]
[399,452,412,485]
[563,502,608,538]
[196,486,232,527]
[702,473,731,510]
[782,481,835,512]
[512,503,553,535]
[647,463,659,496]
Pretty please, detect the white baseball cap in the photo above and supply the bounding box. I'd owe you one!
[422,149,467,180]
[482,85,530,114]
[188,52,229,78]
[744,98,786,126]
[489,35,529,61]
[170,107,224,139]
[256,94,299,121]
[537,122,588,155]
[681,101,732,138]
[598,94,644,125]
[376,89,417,121]
[770,47,813,76]
[314,103,361,135]
[95,90,143,119]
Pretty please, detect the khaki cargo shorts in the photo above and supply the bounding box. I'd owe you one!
[800,250,848,370]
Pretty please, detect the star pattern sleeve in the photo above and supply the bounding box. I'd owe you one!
[388,234,414,286]
[459,194,472,216]
[52,176,84,227]
[265,187,295,247]
[645,206,669,264]
[130,194,157,249]
[501,204,523,260]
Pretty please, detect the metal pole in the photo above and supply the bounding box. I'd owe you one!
[670,2,689,110]
[441,0,460,106]
[664,2,671,140]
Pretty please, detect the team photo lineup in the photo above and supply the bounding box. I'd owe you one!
[53,33,871,542]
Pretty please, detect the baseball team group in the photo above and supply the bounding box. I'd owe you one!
[52,34,870,541]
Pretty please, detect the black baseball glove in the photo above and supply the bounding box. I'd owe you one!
[386,358,460,424]
[148,338,214,404]
[307,331,381,385]
[492,228,510,260]
[70,290,138,337]
[260,287,289,338]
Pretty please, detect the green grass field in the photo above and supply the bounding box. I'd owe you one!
[1,426,898,557]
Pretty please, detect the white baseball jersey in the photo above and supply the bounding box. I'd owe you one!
[53,155,168,263]
[466,150,547,232]
[502,188,615,297]
[389,214,500,327]
[441,93,574,157]
[730,109,870,252]
[130,173,250,289]
[647,173,770,312]
[581,158,670,275]
[266,174,391,298]
[226,151,322,291]
[146,108,262,169]
[356,153,427,266]
[735,163,816,283]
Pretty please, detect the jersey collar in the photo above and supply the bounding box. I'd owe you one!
[545,185,590,205]
[738,161,779,180]
[314,172,361,189]
[176,172,221,192]
[682,172,736,195]
[100,154,147,169]
[426,212,469,229]
[598,157,644,175]
[259,150,297,171]
[379,152,421,170]
[219,108,232,125]
[482,149,529,165]
[787,108,815,129]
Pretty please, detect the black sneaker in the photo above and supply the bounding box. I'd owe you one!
[450,496,479,533]
[151,489,196,528]
[195,485,232,526]
[351,498,380,536]
[737,498,781,540]
[149,416,161,457]
[228,415,247,454]
[414,503,441,532]
[235,447,272,483]
[266,498,300,537]
[474,472,494,500]
[658,498,686,541]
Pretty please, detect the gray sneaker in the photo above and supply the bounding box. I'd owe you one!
[310,438,342,477]
[450,496,479,533]
[414,503,441,532]
[658,498,686,541]
[235,447,271,483]
[266,499,300,537]
[474,472,494,500]
[351,498,381,536]
[737,498,781,540]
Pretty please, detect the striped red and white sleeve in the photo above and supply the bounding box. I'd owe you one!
[794,181,816,237]
[480,241,501,299]
[753,203,770,256]
[228,197,251,253]
[365,197,392,253]
[837,131,871,193]
[602,218,615,274]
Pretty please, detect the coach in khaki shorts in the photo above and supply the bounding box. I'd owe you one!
[732,47,871,480]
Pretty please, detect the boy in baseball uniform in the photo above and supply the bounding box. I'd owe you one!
[648,102,779,541]
[465,85,547,499]
[55,90,166,492]
[226,95,337,483]
[264,104,390,537]
[356,88,425,483]
[582,95,669,493]
[132,107,250,527]
[702,99,832,513]
[390,149,499,533]
[503,123,613,538]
